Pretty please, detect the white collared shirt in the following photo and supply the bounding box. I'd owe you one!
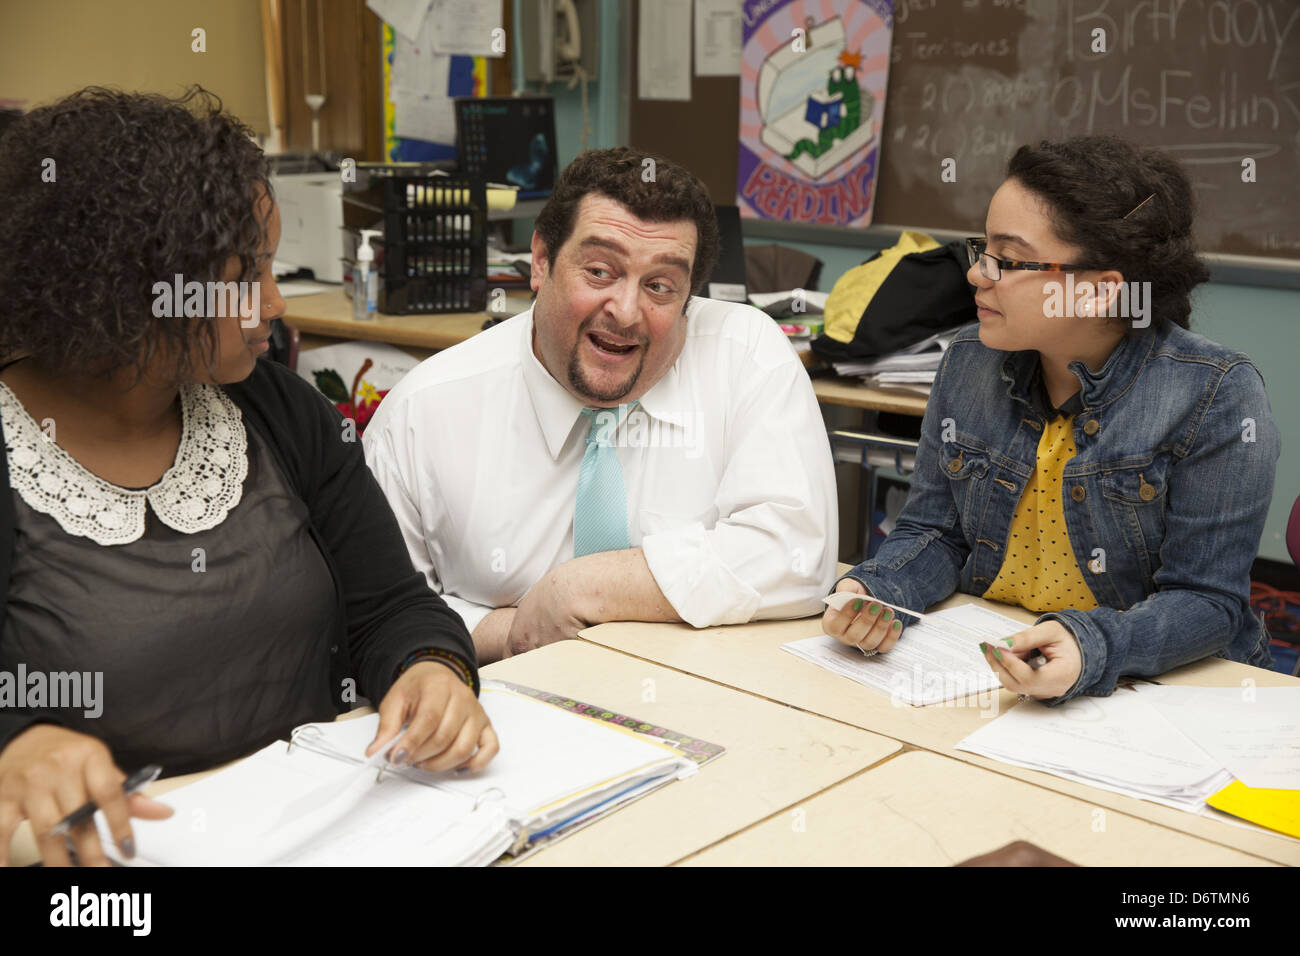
[362,296,838,633]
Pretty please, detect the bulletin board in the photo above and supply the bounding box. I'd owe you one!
[380,23,487,162]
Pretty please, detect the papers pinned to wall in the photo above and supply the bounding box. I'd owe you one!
[694,0,742,76]
[366,0,434,43]
[393,86,456,144]
[427,0,504,57]
[369,0,502,57]
[638,0,691,101]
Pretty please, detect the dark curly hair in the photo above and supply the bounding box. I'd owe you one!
[1006,135,1209,332]
[0,86,272,379]
[533,146,719,299]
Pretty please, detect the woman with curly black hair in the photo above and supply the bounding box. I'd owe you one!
[823,135,1280,703]
[0,87,497,867]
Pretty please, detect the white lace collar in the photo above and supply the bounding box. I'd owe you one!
[0,380,249,546]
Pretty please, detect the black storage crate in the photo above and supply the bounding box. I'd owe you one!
[342,167,488,314]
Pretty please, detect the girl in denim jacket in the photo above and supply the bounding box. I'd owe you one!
[823,136,1279,704]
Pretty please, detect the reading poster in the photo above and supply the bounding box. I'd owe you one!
[737,0,893,228]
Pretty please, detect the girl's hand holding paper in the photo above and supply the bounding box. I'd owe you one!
[820,579,906,656]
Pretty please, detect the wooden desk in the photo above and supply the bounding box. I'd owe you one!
[680,751,1275,867]
[283,288,500,352]
[7,641,901,868]
[578,593,1300,866]
[283,288,929,416]
[483,641,901,866]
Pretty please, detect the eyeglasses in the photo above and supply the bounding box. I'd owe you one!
[965,238,1085,281]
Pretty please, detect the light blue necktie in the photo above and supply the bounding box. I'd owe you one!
[573,403,635,557]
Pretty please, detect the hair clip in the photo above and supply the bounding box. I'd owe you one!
[1122,193,1156,220]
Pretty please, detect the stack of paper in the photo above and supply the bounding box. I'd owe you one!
[1141,685,1300,838]
[956,683,1300,839]
[1136,686,1300,791]
[955,688,1234,812]
[831,330,955,395]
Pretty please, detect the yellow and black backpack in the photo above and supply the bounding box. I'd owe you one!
[812,231,976,362]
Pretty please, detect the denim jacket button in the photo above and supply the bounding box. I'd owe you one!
[1071,485,1086,502]
[1083,419,1100,436]
[948,454,963,473]
[1138,475,1156,500]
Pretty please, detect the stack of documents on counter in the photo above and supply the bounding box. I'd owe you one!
[956,684,1300,837]
[831,330,955,395]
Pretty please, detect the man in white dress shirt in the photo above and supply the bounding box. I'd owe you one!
[363,147,837,662]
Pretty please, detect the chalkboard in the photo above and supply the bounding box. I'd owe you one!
[875,0,1300,260]
[626,0,1300,262]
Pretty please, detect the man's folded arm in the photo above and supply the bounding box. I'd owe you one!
[641,357,838,627]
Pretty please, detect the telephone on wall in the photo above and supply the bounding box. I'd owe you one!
[555,0,581,68]
[520,0,598,83]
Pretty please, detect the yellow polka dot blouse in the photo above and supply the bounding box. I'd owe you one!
[983,413,1099,613]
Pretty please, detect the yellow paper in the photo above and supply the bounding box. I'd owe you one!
[1207,779,1300,839]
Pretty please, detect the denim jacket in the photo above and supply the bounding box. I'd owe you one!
[842,319,1280,703]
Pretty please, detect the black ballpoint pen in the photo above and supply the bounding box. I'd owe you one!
[48,764,164,837]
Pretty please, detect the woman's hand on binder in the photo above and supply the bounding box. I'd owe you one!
[0,725,173,867]
[368,664,499,773]
[822,578,903,654]
[979,621,1083,700]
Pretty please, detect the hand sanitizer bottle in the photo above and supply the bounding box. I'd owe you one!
[353,229,382,320]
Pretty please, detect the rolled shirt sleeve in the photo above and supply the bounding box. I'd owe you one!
[640,349,838,627]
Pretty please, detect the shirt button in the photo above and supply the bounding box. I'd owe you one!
[1071,485,1086,502]
[1138,476,1156,501]
[1083,419,1100,436]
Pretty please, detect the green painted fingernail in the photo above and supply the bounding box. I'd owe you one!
[853,599,863,612]
[1002,638,1015,647]
[882,609,893,620]
[978,642,988,653]
[891,620,901,631]
[992,648,1004,662]
[868,603,881,615]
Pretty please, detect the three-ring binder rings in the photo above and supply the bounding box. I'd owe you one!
[96,681,725,866]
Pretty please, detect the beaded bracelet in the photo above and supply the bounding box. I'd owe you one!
[397,647,478,694]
